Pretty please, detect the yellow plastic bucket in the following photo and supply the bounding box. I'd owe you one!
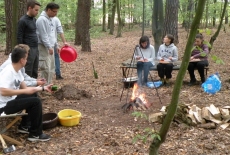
[58,109,81,127]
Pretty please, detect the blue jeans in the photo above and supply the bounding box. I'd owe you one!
[54,45,61,76]
[137,61,154,86]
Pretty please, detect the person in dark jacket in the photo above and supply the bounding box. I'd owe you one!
[17,1,41,78]
[188,33,209,85]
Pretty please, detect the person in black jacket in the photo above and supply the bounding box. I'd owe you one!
[17,1,41,78]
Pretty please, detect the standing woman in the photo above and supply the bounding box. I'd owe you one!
[157,34,178,86]
[135,36,155,86]
[188,33,209,85]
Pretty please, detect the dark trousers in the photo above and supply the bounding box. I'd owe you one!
[157,63,173,79]
[25,47,39,78]
[3,95,43,136]
[188,60,208,80]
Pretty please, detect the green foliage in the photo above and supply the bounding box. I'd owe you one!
[131,111,147,120]
[198,28,212,35]
[211,55,225,64]
[133,127,161,144]
[131,111,160,144]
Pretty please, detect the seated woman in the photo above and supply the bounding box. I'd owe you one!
[134,36,155,86]
[157,34,178,86]
[188,33,209,85]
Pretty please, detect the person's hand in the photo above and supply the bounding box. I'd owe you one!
[57,47,60,54]
[64,42,69,46]
[136,56,141,60]
[169,57,173,60]
[143,58,148,62]
[44,84,53,93]
[49,48,54,55]
[37,78,46,86]
[190,56,194,60]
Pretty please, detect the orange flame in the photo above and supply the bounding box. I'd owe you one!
[130,83,148,104]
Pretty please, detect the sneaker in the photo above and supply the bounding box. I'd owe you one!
[188,79,197,86]
[28,133,51,142]
[56,75,64,80]
[18,126,29,134]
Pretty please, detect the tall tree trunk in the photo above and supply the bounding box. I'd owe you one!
[152,0,164,57]
[75,0,83,45]
[163,0,179,44]
[205,1,209,28]
[213,0,217,27]
[102,0,106,32]
[109,0,116,35]
[107,1,112,29]
[80,0,91,51]
[4,0,28,54]
[116,0,122,37]
[149,1,206,154]
[142,0,145,36]
[225,9,228,24]
[210,0,228,47]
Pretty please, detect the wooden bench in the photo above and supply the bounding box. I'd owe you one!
[0,110,27,146]
[121,59,209,78]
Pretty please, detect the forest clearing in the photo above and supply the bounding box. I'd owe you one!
[0,25,230,155]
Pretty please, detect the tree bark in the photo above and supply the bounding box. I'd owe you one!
[210,0,228,47]
[213,0,217,27]
[109,0,116,35]
[142,0,145,36]
[80,0,91,52]
[116,0,122,37]
[163,0,179,44]
[102,0,106,32]
[152,0,163,57]
[75,0,83,45]
[4,0,29,54]
[149,0,206,154]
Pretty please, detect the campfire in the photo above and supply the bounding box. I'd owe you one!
[122,83,151,112]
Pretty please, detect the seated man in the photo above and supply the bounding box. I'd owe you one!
[0,53,46,87]
[0,44,53,142]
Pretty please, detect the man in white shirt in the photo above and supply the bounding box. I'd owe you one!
[0,44,52,142]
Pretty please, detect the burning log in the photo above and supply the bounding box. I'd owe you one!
[122,97,148,112]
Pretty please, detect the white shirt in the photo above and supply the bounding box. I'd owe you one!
[0,64,24,108]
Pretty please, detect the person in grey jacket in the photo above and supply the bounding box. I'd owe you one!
[36,3,60,84]
[0,50,46,87]
[157,34,178,86]
[135,36,155,86]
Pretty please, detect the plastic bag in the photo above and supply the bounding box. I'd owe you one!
[147,81,162,88]
[202,73,221,94]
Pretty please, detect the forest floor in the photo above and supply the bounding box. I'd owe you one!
[1,25,230,155]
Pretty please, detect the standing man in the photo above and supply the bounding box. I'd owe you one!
[17,1,41,78]
[36,2,60,84]
[53,16,68,80]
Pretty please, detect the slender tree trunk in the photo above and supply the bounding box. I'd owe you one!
[102,0,106,32]
[107,1,112,29]
[213,0,217,27]
[109,0,116,35]
[152,0,164,57]
[205,1,208,28]
[163,0,179,44]
[142,0,145,36]
[75,0,83,45]
[225,9,228,24]
[116,0,122,37]
[149,1,206,154]
[210,0,227,47]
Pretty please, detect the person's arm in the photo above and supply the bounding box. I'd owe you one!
[36,18,52,49]
[157,46,163,60]
[171,46,178,61]
[17,19,26,44]
[193,45,209,58]
[147,45,155,62]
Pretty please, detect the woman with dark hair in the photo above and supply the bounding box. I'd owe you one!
[188,33,209,85]
[157,34,178,86]
[135,36,155,86]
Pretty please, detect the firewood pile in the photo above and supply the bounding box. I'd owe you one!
[149,103,230,130]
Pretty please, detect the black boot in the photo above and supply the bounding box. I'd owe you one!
[56,75,64,80]
[188,78,197,86]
